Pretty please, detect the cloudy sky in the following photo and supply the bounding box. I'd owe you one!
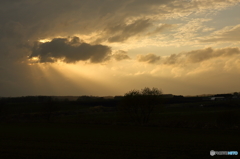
[1,0,240,97]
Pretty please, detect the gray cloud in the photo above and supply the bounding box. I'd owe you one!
[201,24,240,42]
[0,0,238,38]
[150,24,174,34]
[137,47,240,65]
[0,0,170,41]
[0,0,173,62]
[102,22,174,42]
[163,53,182,65]
[163,47,240,65]
[186,47,240,63]
[2,0,233,44]
[107,19,152,43]
[113,50,130,61]
[0,0,238,58]
[137,53,161,63]
[29,37,112,63]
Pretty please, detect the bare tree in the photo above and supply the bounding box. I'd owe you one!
[119,87,162,125]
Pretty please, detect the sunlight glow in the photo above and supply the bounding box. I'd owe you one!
[26,61,122,96]
[49,62,124,95]
[38,39,51,43]
[28,56,40,65]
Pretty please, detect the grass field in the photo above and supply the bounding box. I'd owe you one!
[0,123,240,159]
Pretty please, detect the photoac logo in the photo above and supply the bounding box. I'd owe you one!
[210,150,238,156]
[210,150,215,156]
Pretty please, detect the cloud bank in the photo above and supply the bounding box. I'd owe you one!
[138,47,240,65]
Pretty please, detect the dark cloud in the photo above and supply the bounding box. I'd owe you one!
[29,37,112,63]
[137,53,161,63]
[113,50,130,61]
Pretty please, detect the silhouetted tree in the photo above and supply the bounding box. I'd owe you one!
[119,87,162,125]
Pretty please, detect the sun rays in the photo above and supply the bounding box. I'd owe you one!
[27,59,121,96]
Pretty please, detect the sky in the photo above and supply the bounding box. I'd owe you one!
[1,0,240,97]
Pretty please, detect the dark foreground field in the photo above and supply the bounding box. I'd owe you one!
[1,123,239,159]
[1,96,240,158]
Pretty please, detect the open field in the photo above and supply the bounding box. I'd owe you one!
[1,101,240,129]
[1,123,240,159]
[0,103,240,128]
[1,98,240,158]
